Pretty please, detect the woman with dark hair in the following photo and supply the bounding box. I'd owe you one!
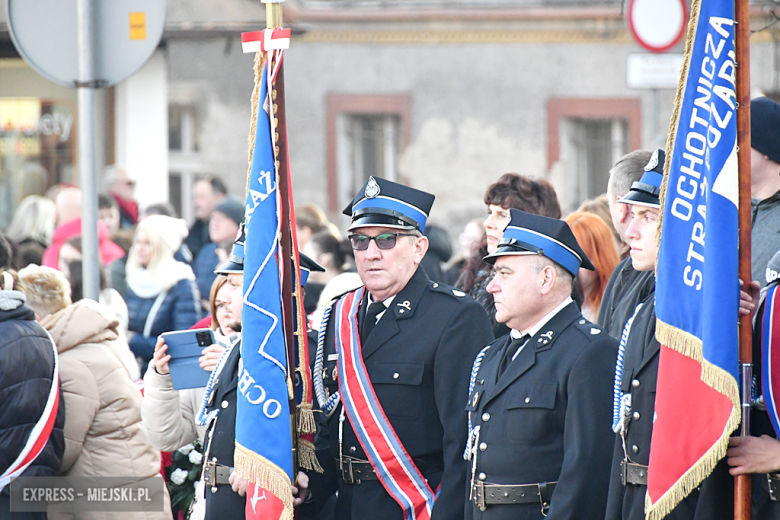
[457,173,562,337]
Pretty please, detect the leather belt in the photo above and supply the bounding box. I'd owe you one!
[620,460,648,486]
[768,473,780,501]
[202,461,233,488]
[471,480,557,514]
[338,457,379,484]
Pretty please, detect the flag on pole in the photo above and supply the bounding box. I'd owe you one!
[233,52,294,520]
[650,0,740,518]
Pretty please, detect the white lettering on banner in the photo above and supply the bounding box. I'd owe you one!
[237,368,282,419]
[244,170,276,225]
[669,16,735,292]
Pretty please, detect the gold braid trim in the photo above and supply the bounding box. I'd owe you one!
[234,442,294,520]
[297,438,323,473]
[645,319,741,520]
[655,0,699,257]
[246,52,267,196]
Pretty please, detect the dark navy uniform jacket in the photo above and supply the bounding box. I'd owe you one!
[465,301,617,520]
[309,267,494,520]
[202,342,246,520]
[604,293,733,520]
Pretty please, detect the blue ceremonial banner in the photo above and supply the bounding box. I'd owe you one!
[234,61,294,516]
[648,1,741,518]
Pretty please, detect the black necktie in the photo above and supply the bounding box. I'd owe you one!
[498,335,529,378]
[361,301,386,343]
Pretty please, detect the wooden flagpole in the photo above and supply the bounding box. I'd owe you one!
[735,0,752,517]
[265,0,300,484]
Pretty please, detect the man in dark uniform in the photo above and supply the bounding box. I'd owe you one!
[598,149,655,339]
[464,209,618,520]
[303,176,494,520]
[604,150,732,520]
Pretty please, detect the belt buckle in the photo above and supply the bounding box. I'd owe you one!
[471,481,486,512]
[341,458,356,485]
[203,460,216,488]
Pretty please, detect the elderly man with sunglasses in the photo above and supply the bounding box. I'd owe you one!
[301,177,494,520]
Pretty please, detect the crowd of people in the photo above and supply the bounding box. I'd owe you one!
[2,96,780,520]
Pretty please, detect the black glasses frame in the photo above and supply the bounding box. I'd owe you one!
[348,232,418,251]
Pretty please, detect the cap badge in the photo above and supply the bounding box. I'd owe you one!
[365,176,380,199]
[645,149,659,171]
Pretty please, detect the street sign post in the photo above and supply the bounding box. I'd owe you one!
[7,0,165,300]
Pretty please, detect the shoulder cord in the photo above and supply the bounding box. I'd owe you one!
[313,302,341,417]
[464,344,492,460]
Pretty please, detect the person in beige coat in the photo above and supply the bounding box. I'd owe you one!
[17,265,171,520]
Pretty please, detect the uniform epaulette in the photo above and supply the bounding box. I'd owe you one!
[428,281,468,301]
[328,285,365,304]
[573,317,606,338]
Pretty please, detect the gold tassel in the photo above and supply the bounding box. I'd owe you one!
[234,442,294,520]
[297,403,317,435]
[297,439,323,473]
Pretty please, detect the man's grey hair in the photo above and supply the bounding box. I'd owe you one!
[531,255,573,289]
[608,150,652,200]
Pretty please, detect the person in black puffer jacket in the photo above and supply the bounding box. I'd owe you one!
[0,270,65,520]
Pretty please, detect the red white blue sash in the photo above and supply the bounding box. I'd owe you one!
[762,284,780,437]
[0,331,60,492]
[336,287,436,520]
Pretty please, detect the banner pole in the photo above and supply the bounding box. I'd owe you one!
[735,0,752,518]
[265,0,300,481]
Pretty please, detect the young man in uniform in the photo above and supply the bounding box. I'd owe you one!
[598,149,655,339]
[604,150,732,520]
[463,209,618,519]
[304,176,494,520]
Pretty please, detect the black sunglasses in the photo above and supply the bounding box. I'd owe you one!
[348,232,417,251]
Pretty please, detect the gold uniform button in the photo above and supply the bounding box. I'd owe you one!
[221,400,229,409]
[482,413,491,422]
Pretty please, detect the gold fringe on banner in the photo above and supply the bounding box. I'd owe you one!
[234,442,294,520]
[297,438,323,473]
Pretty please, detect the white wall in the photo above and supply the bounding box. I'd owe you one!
[114,49,168,208]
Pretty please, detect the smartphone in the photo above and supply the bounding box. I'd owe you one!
[160,328,215,390]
